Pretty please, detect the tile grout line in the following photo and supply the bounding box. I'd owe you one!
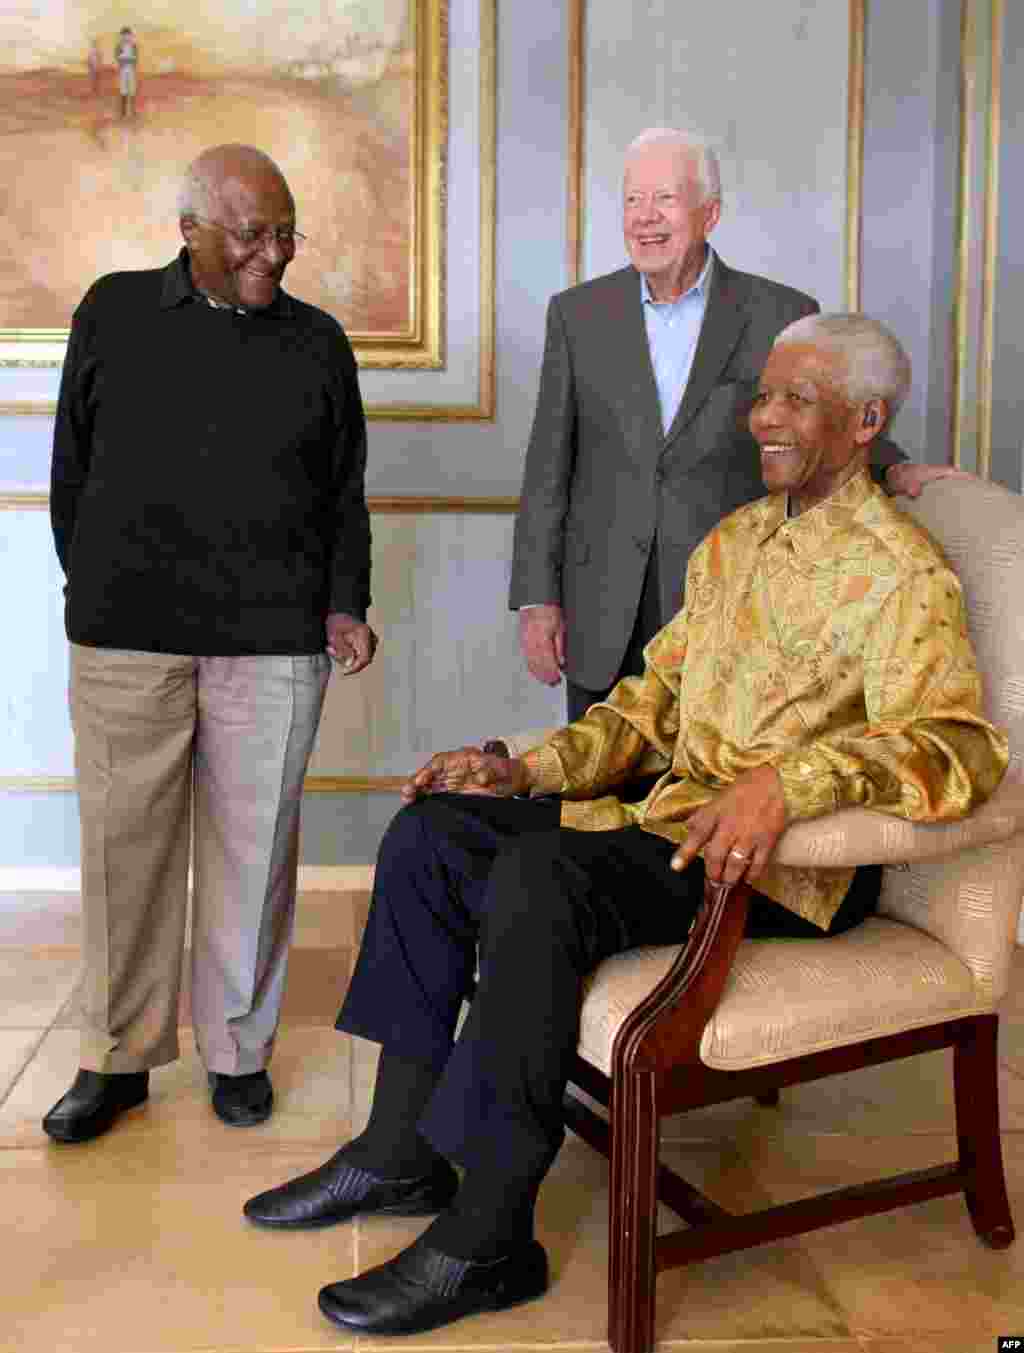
[1000,1052,1024,1081]
[0,1023,53,1114]
[1,965,82,1114]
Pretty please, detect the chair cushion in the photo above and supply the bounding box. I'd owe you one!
[577,917,988,1077]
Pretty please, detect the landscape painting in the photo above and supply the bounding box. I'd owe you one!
[0,0,446,366]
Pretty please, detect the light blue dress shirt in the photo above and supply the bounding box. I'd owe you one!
[641,248,713,435]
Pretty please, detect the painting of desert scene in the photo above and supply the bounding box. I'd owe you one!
[0,0,433,347]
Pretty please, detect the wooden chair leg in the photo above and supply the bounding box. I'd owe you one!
[954,1013,1015,1249]
[608,1070,659,1353]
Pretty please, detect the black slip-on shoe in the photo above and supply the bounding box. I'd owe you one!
[317,1235,549,1335]
[244,1153,459,1229]
[42,1069,150,1144]
[209,1071,274,1126]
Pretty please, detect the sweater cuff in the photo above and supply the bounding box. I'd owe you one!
[327,597,368,623]
[521,743,566,796]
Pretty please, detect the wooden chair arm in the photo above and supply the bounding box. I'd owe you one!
[613,877,753,1077]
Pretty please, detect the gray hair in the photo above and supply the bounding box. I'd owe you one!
[177,145,288,220]
[625,127,721,204]
[773,312,912,415]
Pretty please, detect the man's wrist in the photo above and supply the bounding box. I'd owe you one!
[482,741,536,798]
[513,758,535,797]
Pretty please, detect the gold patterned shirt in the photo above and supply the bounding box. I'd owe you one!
[523,471,1008,928]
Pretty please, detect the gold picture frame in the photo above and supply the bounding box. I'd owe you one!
[0,0,448,374]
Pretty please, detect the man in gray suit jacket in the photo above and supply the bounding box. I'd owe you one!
[510,127,912,721]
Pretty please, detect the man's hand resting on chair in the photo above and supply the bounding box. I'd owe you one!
[671,765,788,886]
[401,748,533,804]
[884,463,977,498]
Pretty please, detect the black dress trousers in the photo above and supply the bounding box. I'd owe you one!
[337,793,879,1184]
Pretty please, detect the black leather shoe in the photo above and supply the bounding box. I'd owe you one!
[318,1235,548,1335]
[209,1071,273,1126]
[244,1152,459,1229]
[42,1069,149,1144]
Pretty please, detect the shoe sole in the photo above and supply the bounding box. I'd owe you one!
[42,1092,149,1144]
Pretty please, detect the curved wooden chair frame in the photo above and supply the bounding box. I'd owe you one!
[562,877,1014,1353]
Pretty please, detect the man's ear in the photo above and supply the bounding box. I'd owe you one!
[854,398,888,444]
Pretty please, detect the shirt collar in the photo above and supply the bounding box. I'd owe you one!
[640,246,713,307]
[753,469,880,550]
[159,247,295,318]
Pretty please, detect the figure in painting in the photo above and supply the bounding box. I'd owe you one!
[87,39,102,97]
[114,27,138,119]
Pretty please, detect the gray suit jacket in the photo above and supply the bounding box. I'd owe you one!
[510,253,823,691]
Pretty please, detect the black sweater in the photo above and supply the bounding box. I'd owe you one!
[51,250,371,655]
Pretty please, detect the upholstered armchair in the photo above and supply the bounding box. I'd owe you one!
[496,475,1024,1353]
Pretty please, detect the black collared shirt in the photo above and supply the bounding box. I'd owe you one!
[51,249,371,655]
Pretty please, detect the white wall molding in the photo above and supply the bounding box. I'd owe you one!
[0,864,375,893]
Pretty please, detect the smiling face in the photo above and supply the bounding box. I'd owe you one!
[749,342,875,513]
[622,144,720,301]
[180,157,296,311]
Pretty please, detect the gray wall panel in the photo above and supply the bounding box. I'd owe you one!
[861,0,948,459]
[990,0,1024,490]
[583,0,848,309]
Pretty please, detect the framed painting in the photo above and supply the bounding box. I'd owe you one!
[0,0,446,370]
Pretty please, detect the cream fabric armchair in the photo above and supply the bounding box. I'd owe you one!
[496,476,1024,1353]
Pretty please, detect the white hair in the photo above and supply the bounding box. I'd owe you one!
[625,127,721,204]
[773,312,912,415]
[177,145,287,220]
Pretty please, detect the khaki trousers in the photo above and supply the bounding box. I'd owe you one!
[70,645,330,1074]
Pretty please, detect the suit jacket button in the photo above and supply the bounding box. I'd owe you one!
[634,536,650,551]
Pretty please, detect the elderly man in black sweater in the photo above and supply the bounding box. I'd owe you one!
[44,144,375,1142]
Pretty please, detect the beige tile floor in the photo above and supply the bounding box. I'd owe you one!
[1,887,1023,1353]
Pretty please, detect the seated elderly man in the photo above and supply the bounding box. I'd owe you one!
[245,315,1008,1337]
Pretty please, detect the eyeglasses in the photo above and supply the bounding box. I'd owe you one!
[192,217,307,251]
